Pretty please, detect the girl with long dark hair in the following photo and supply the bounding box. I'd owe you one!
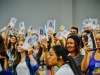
[48,45,81,75]
[0,35,8,70]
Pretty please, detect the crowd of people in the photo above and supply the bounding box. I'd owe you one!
[0,23,100,75]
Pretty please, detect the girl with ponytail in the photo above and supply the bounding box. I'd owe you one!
[48,45,81,75]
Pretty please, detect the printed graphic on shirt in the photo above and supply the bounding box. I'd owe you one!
[93,63,100,72]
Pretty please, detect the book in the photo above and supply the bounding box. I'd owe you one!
[47,20,55,34]
[82,19,91,27]
[60,25,65,31]
[91,19,98,29]
[22,35,38,50]
[19,22,25,30]
[19,22,25,34]
[9,17,17,28]
[84,32,96,50]
[56,31,63,40]
[62,30,70,39]
[37,25,48,42]
[28,25,37,34]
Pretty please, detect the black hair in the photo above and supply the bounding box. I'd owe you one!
[66,35,81,55]
[71,27,78,33]
[51,45,81,75]
[80,30,91,48]
[40,29,43,35]
[0,34,6,53]
[8,35,17,55]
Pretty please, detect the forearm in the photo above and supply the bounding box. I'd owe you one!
[81,53,89,71]
[28,54,35,63]
[5,30,9,46]
[51,36,55,46]
[0,56,6,59]
[4,58,7,70]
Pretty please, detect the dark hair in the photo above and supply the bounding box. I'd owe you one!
[71,27,78,33]
[40,29,43,35]
[66,35,81,55]
[51,45,81,75]
[49,22,52,27]
[80,30,91,48]
[0,35,6,53]
[53,33,57,37]
[68,32,75,36]
[8,35,17,55]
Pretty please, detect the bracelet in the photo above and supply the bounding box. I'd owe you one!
[28,53,32,56]
[44,48,48,52]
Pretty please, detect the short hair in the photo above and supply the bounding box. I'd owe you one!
[71,27,78,33]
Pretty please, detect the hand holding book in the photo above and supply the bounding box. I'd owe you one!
[41,38,48,50]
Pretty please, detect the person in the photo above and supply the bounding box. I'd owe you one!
[80,30,92,55]
[36,38,52,75]
[81,32,100,75]
[0,35,8,71]
[47,22,54,34]
[70,27,78,35]
[66,35,84,67]
[48,45,81,75]
[40,29,46,41]
[6,35,17,71]
[13,38,38,75]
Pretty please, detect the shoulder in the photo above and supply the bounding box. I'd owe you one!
[55,64,74,75]
[88,51,94,59]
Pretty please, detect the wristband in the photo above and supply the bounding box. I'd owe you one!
[28,53,32,56]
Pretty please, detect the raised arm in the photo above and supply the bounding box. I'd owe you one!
[41,38,49,65]
[81,44,92,74]
[26,45,38,72]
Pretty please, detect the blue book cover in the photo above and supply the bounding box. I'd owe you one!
[22,35,38,50]
[37,25,48,42]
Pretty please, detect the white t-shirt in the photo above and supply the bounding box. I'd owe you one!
[55,64,74,75]
[80,48,85,55]
[16,62,30,75]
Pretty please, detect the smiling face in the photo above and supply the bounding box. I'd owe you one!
[10,36,17,44]
[66,38,76,53]
[48,48,58,66]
